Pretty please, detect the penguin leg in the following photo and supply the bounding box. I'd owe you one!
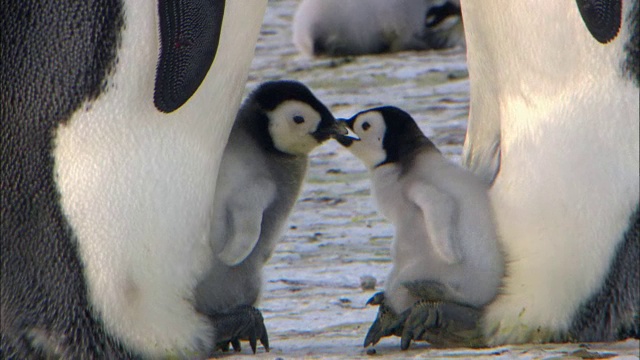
[363,292,409,348]
[208,305,269,354]
[399,280,485,350]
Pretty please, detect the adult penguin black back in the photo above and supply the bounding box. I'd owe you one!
[460,0,639,345]
[1,1,266,358]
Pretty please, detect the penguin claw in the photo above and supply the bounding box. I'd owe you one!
[366,291,386,306]
[248,331,257,354]
[209,305,270,354]
[231,338,242,352]
[259,316,270,351]
[363,292,408,347]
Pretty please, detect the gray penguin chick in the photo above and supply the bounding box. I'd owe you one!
[335,106,503,316]
[194,81,344,351]
[292,0,465,57]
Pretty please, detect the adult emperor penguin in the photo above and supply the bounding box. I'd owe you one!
[194,80,343,351]
[335,107,504,349]
[1,0,267,358]
[292,0,465,57]
[455,0,639,345]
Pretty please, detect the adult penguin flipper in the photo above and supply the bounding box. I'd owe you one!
[576,0,622,44]
[154,0,226,113]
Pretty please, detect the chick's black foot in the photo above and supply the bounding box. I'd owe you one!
[209,305,269,354]
[364,281,487,350]
[363,292,409,347]
[400,280,486,349]
[400,299,485,350]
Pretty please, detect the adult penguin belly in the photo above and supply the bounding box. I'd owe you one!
[461,0,639,345]
[52,0,266,355]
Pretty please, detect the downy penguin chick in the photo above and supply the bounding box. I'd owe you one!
[335,106,503,314]
[194,80,344,349]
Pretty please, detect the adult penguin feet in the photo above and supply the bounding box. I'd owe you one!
[364,281,485,350]
[208,305,269,354]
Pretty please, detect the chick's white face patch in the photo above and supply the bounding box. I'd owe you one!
[348,111,387,168]
[268,100,323,156]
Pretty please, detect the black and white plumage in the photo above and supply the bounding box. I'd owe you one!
[194,80,342,336]
[460,0,639,345]
[335,106,504,347]
[292,0,465,57]
[1,0,267,358]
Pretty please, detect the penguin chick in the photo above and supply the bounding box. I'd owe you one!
[292,0,465,57]
[335,106,504,314]
[194,81,343,345]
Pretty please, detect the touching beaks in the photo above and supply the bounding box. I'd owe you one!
[312,117,348,141]
[332,118,360,147]
[331,119,349,136]
[336,118,360,140]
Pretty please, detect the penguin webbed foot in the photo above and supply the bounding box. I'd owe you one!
[209,305,269,354]
[399,297,485,349]
[364,281,486,350]
[363,292,409,347]
[401,280,486,349]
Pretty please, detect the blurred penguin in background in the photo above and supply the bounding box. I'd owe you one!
[292,0,465,57]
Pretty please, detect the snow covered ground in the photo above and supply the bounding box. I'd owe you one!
[216,1,639,358]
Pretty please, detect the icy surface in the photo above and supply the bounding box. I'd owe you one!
[216,1,640,358]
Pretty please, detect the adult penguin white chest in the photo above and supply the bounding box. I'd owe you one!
[1,0,266,358]
[461,0,639,345]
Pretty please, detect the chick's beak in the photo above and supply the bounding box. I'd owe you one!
[333,118,360,147]
[329,121,349,136]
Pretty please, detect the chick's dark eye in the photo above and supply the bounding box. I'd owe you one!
[293,115,305,124]
[362,121,371,131]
